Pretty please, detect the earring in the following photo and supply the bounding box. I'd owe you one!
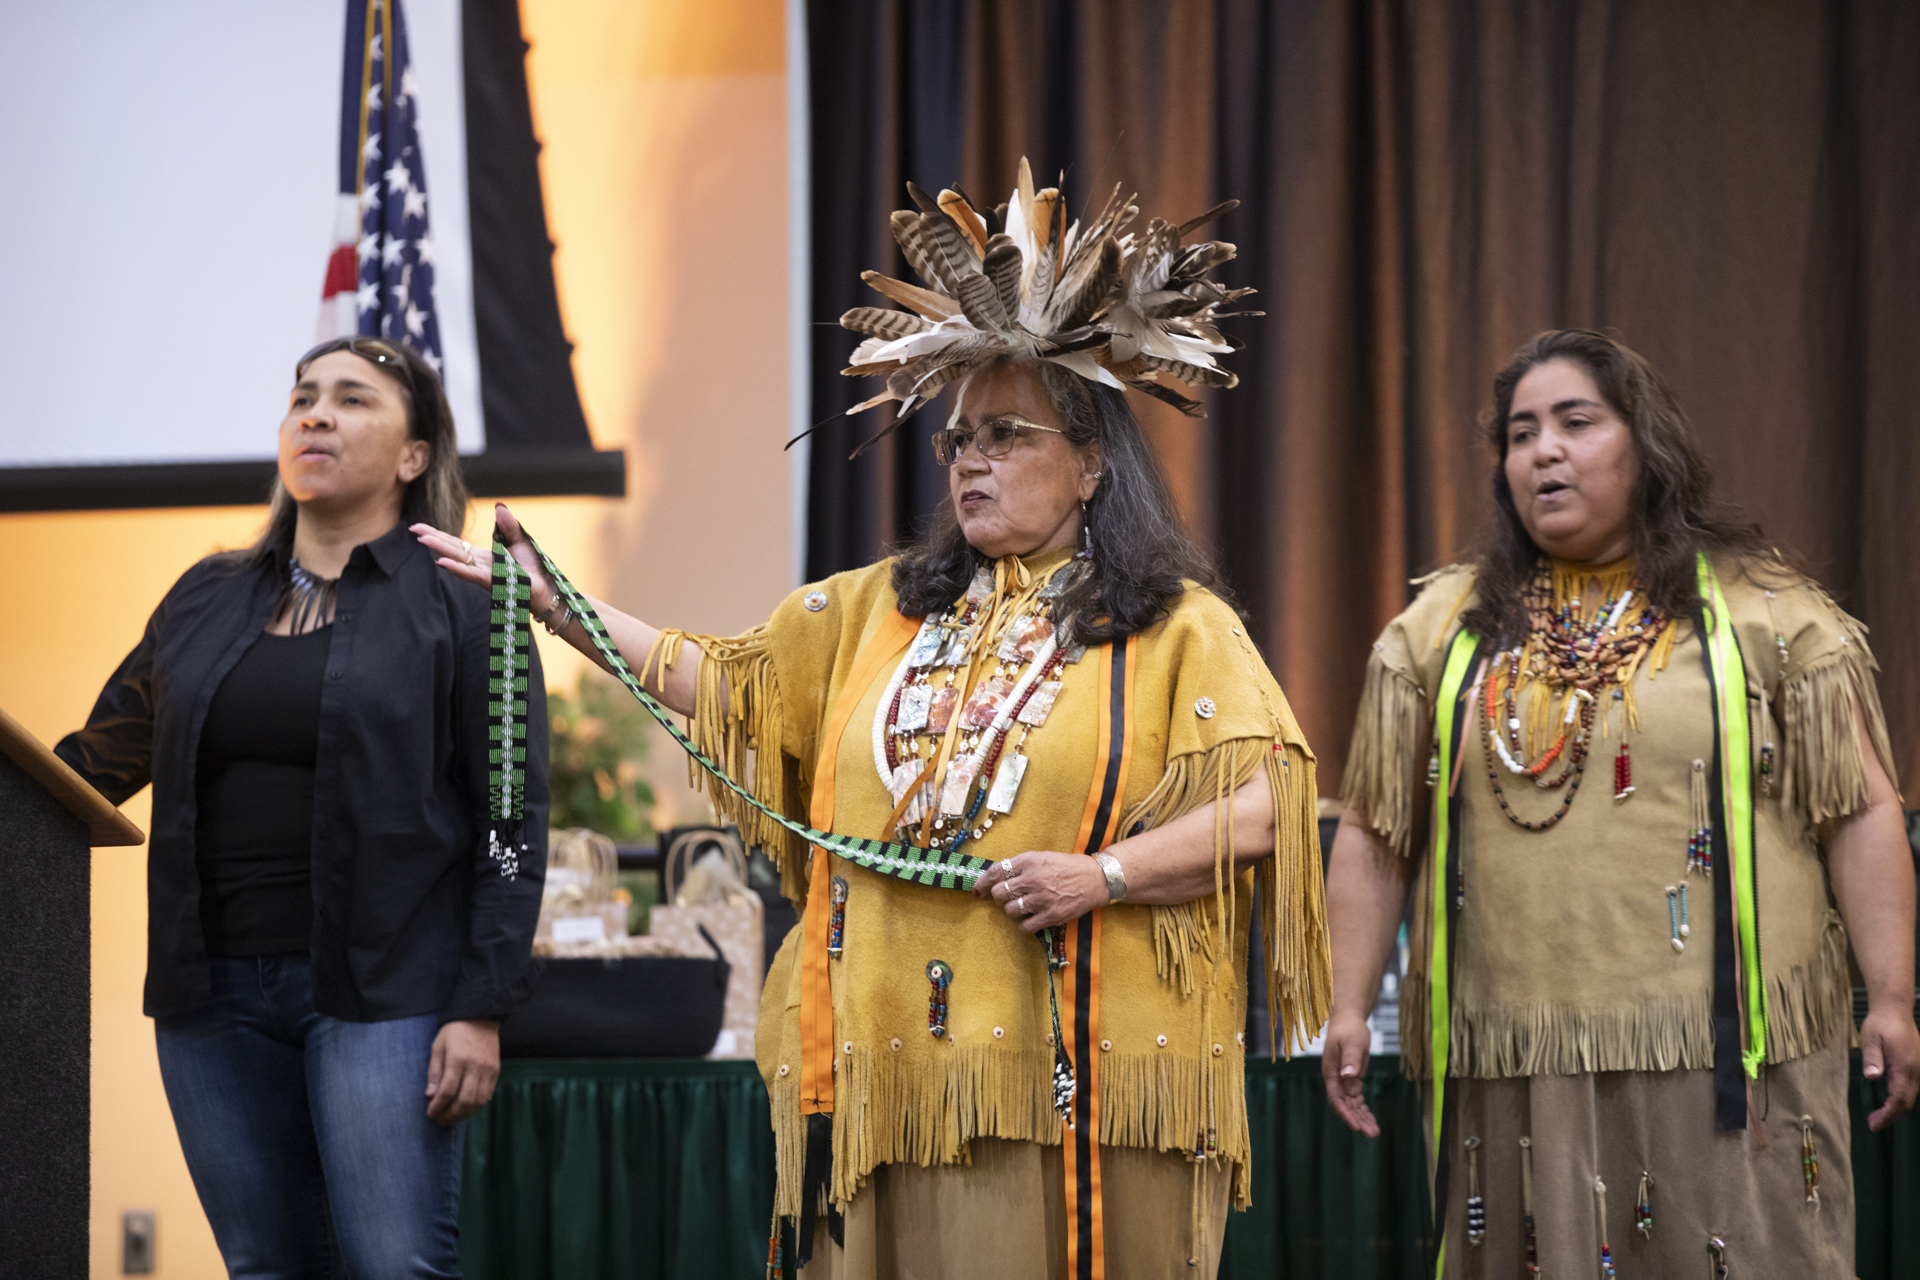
[1078,501,1094,562]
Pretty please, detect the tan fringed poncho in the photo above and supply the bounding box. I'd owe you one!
[660,549,1327,1213]
[1343,556,1898,1081]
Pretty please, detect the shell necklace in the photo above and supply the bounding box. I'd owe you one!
[872,557,1086,855]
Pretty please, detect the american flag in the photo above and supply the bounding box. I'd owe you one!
[316,0,442,375]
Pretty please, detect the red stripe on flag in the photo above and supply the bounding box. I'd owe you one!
[321,244,357,299]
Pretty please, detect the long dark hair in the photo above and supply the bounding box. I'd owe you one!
[891,359,1222,643]
[234,339,469,566]
[1459,329,1769,643]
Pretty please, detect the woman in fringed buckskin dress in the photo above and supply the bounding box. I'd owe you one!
[420,161,1332,1279]
[1324,330,1917,1278]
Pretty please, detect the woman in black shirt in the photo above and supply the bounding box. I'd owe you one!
[59,338,546,1278]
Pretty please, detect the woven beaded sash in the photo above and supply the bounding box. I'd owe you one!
[487,521,995,892]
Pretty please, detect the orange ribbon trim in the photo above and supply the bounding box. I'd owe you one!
[800,608,920,1118]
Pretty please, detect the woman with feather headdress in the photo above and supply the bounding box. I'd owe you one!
[419,159,1328,1280]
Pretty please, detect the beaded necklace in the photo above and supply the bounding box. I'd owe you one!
[872,558,1086,855]
[1481,559,1670,832]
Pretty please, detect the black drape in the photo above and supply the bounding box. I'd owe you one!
[462,0,593,455]
[804,0,1920,796]
[805,0,974,579]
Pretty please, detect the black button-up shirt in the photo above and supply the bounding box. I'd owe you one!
[57,523,547,1023]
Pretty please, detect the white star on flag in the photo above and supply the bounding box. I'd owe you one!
[423,349,443,375]
[318,0,442,373]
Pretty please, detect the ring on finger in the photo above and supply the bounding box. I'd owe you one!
[1015,895,1027,915]
[1001,858,1015,875]
[461,541,476,567]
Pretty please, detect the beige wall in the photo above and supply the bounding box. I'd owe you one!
[0,2,790,1272]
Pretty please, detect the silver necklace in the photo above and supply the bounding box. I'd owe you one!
[284,558,338,634]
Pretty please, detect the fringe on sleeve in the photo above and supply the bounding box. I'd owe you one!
[649,626,810,904]
[1118,736,1331,1058]
[1339,654,1429,857]
[1777,623,1902,827]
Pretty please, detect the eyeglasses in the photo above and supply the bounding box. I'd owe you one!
[930,416,1066,466]
[295,336,416,398]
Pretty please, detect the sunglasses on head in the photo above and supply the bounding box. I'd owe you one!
[929,415,1066,466]
[295,337,416,397]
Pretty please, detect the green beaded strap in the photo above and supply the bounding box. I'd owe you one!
[485,538,534,879]
[507,520,993,893]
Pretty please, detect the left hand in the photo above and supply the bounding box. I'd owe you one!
[1860,1004,1920,1131]
[973,851,1109,932]
[426,1018,501,1126]
[412,503,560,618]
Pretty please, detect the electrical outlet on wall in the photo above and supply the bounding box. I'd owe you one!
[123,1211,156,1274]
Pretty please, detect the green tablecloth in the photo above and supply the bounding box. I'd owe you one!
[461,1054,1918,1279]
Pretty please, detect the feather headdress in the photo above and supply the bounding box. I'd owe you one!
[831,157,1257,455]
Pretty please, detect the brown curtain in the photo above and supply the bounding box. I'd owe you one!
[806,0,1920,797]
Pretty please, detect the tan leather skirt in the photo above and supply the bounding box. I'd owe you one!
[1438,1029,1853,1279]
[797,1137,1233,1280]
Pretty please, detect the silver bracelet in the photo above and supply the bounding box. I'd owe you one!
[539,601,574,636]
[1094,852,1127,904]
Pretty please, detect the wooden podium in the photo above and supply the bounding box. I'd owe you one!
[0,708,142,1277]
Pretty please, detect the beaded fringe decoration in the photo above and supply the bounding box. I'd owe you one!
[1799,1114,1822,1208]
[764,1205,786,1280]
[1520,1136,1540,1276]
[1687,759,1713,874]
[1635,1169,1655,1238]
[1464,1135,1485,1245]
[1595,1176,1617,1279]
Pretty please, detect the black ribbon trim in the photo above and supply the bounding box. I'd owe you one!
[1700,626,1751,1130]
[1070,910,1097,1278]
[794,1112,842,1265]
[1070,638,1130,1279]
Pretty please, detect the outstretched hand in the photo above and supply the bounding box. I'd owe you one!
[412,502,557,616]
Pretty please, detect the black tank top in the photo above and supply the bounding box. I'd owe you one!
[194,626,330,955]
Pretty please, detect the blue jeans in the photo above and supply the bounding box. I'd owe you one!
[154,956,463,1279]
